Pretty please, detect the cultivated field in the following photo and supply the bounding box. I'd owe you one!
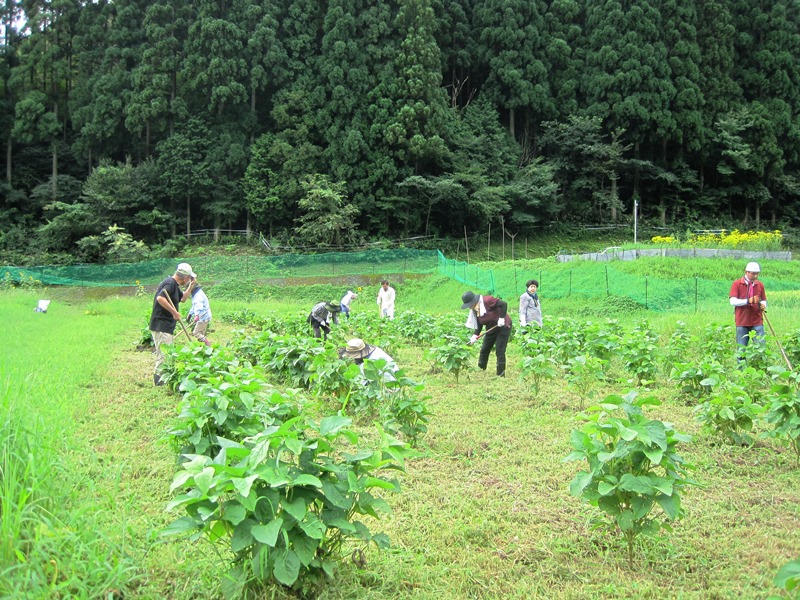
[2,270,800,599]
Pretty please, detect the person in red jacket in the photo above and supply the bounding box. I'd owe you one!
[729,261,767,348]
[461,290,512,377]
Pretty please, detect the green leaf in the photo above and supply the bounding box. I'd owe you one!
[321,480,351,510]
[160,516,199,537]
[618,474,653,494]
[194,467,216,495]
[222,503,247,526]
[656,493,682,520]
[291,474,323,488]
[273,549,301,586]
[569,471,593,497]
[291,532,318,566]
[251,518,283,547]
[597,481,617,496]
[232,475,258,497]
[231,520,255,553]
[282,497,307,521]
[320,415,352,436]
[774,559,800,591]
[298,514,326,540]
[643,447,664,465]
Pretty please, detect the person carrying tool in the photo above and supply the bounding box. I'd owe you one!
[377,280,396,320]
[338,338,399,382]
[729,261,767,349]
[186,277,213,347]
[149,262,195,385]
[461,290,512,377]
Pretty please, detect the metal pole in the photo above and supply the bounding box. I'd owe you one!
[764,311,793,371]
[634,200,639,245]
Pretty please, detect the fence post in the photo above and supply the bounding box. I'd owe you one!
[605,265,609,296]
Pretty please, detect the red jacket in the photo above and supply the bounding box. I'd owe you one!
[729,277,766,327]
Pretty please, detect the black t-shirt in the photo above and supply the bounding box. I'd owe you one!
[149,277,182,334]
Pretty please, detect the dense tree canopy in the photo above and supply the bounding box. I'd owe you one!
[1,0,799,262]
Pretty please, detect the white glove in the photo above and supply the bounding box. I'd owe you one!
[320,320,327,327]
[497,317,505,327]
[469,334,479,345]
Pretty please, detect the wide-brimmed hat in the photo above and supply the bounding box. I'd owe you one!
[325,300,342,312]
[461,290,480,309]
[339,338,374,360]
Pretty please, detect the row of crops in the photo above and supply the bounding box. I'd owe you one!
[157,308,800,595]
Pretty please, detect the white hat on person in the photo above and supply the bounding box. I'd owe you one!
[745,262,761,273]
[176,262,197,278]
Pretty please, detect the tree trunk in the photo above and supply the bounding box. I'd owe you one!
[186,196,191,237]
[755,201,760,228]
[51,139,58,200]
[509,107,515,140]
[214,213,220,242]
[610,176,618,222]
[6,135,11,183]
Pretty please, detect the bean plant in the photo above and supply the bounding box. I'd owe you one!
[565,391,697,566]
[694,379,765,446]
[164,416,414,592]
[519,353,559,396]
[424,335,473,383]
[764,378,800,464]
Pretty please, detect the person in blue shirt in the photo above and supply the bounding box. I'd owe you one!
[187,278,213,347]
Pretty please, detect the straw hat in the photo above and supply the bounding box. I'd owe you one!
[339,338,374,360]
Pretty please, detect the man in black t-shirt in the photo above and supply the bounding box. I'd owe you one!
[149,262,195,385]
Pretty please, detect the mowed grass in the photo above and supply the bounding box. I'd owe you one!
[2,275,800,599]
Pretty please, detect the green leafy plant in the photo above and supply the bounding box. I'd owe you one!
[620,322,660,384]
[764,379,800,465]
[565,391,697,566]
[424,335,473,383]
[164,418,413,593]
[694,378,765,446]
[564,354,607,409]
[519,353,559,396]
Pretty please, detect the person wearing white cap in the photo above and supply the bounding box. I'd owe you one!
[148,262,196,385]
[729,261,767,349]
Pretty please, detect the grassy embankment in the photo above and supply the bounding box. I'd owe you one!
[2,258,800,598]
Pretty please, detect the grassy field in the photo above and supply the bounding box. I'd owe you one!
[2,270,800,599]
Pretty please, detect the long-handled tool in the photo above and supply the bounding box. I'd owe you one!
[763,310,793,371]
[161,289,193,342]
[467,325,499,345]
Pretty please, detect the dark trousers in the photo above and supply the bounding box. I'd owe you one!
[311,319,331,340]
[478,325,511,376]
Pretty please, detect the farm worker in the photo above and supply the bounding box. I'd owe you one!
[461,290,512,377]
[307,300,341,340]
[186,278,212,347]
[340,290,358,319]
[338,338,399,382]
[377,280,395,320]
[149,262,195,386]
[729,261,767,348]
[519,279,542,327]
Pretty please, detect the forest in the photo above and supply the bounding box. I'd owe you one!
[1,0,799,264]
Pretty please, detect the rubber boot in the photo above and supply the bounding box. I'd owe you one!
[154,373,164,386]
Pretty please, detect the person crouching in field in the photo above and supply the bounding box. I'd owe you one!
[187,278,212,347]
[729,261,767,351]
[308,300,341,340]
[338,338,399,382]
[149,262,195,386]
[461,290,512,377]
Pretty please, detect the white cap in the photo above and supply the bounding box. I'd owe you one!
[745,262,761,273]
[176,262,196,278]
